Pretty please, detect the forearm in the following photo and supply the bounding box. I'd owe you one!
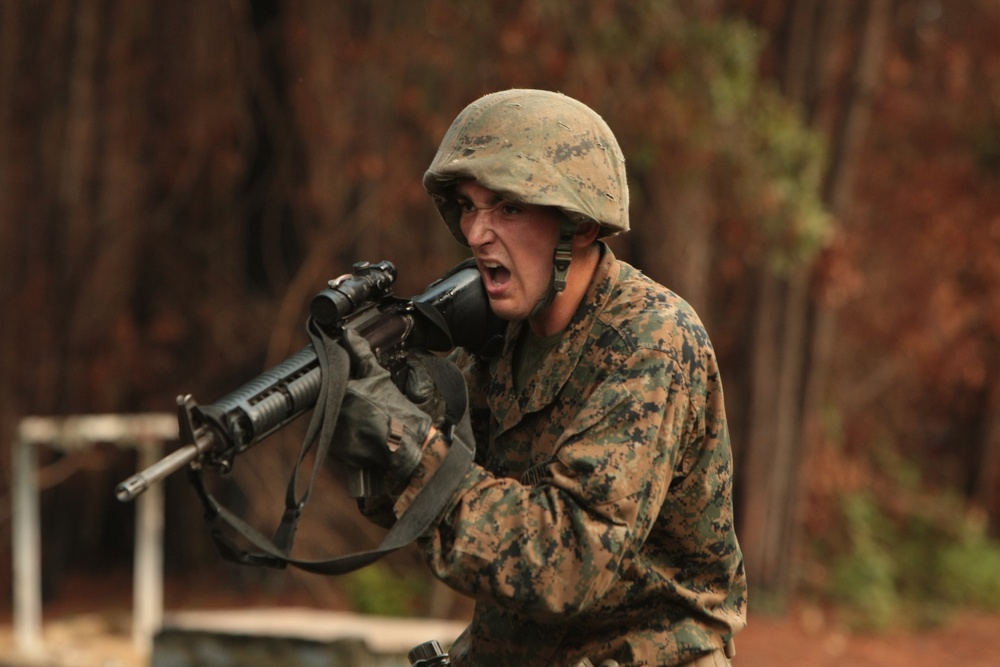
[392,424,634,617]
[392,425,451,519]
[404,450,641,620]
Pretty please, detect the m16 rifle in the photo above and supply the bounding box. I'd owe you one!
[116,259,500,504]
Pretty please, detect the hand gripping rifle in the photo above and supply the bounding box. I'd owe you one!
[115,259,501,575]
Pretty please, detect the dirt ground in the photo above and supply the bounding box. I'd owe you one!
[735,606,1000,667]
[3,606,999,667]
[2,573,999,667]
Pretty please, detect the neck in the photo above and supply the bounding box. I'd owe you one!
[528,242,601,336]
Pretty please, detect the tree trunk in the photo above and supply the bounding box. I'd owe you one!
[630,177,716,314]
[974,371,1000,535]
[738,0,892,598]
[741,269,783,593]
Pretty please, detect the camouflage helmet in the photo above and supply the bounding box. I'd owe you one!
[423,89,629,247]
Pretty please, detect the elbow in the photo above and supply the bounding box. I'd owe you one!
[498,563,619,622]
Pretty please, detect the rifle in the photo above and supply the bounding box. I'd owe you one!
[115,259,501,504]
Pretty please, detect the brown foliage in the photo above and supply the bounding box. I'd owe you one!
[2,0,1000,609]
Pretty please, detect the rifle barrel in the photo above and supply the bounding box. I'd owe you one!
[115,434,212,502]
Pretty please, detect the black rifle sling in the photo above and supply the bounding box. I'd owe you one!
[190,319,473,575]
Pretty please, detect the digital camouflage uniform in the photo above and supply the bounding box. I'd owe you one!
[395,244,747,666]
[391,89,747,666]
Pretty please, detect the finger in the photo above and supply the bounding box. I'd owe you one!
[404,359,435,401]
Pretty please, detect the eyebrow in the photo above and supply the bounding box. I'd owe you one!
[454,189,507,208]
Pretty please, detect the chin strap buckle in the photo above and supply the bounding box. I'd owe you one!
[552,222,576,293]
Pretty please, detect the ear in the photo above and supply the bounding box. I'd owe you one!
[573,221,601,247]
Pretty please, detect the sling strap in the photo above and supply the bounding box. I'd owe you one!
[189,318,473,575]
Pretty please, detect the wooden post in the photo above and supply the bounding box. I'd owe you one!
[134,438,165,654]
[11,414,176,659]
[12,426,43,657]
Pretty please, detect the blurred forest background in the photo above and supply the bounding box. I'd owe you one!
[2,0,1000,632]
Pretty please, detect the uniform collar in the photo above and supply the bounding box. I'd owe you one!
[488,242,620,435]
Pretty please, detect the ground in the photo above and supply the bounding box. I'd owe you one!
[735,606,999,667]
[2,572,999,666]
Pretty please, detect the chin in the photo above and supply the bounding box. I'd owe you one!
[487,301,526,324]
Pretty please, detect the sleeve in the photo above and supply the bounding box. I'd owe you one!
[413,348,691,621]
[392,347,492,518]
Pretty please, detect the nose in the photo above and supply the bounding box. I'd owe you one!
[461,209,496,248]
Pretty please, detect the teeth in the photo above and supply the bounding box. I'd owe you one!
[481,261,507,288]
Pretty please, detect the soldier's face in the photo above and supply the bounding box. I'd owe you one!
[456,181,562,324]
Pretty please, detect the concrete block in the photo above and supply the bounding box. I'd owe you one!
[152,609,466,667]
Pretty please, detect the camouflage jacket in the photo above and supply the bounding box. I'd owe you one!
[395,245,747,666]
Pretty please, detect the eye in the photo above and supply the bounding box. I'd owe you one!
[456,198,476,214]
[500,203,524,216]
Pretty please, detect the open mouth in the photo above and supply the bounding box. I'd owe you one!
[482,260,511,288]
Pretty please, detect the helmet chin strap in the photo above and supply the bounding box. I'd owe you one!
[528,219,576,320]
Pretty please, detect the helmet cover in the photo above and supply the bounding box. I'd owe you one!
[424,89,629,246]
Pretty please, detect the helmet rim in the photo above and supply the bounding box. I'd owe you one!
[424,89,629,247]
